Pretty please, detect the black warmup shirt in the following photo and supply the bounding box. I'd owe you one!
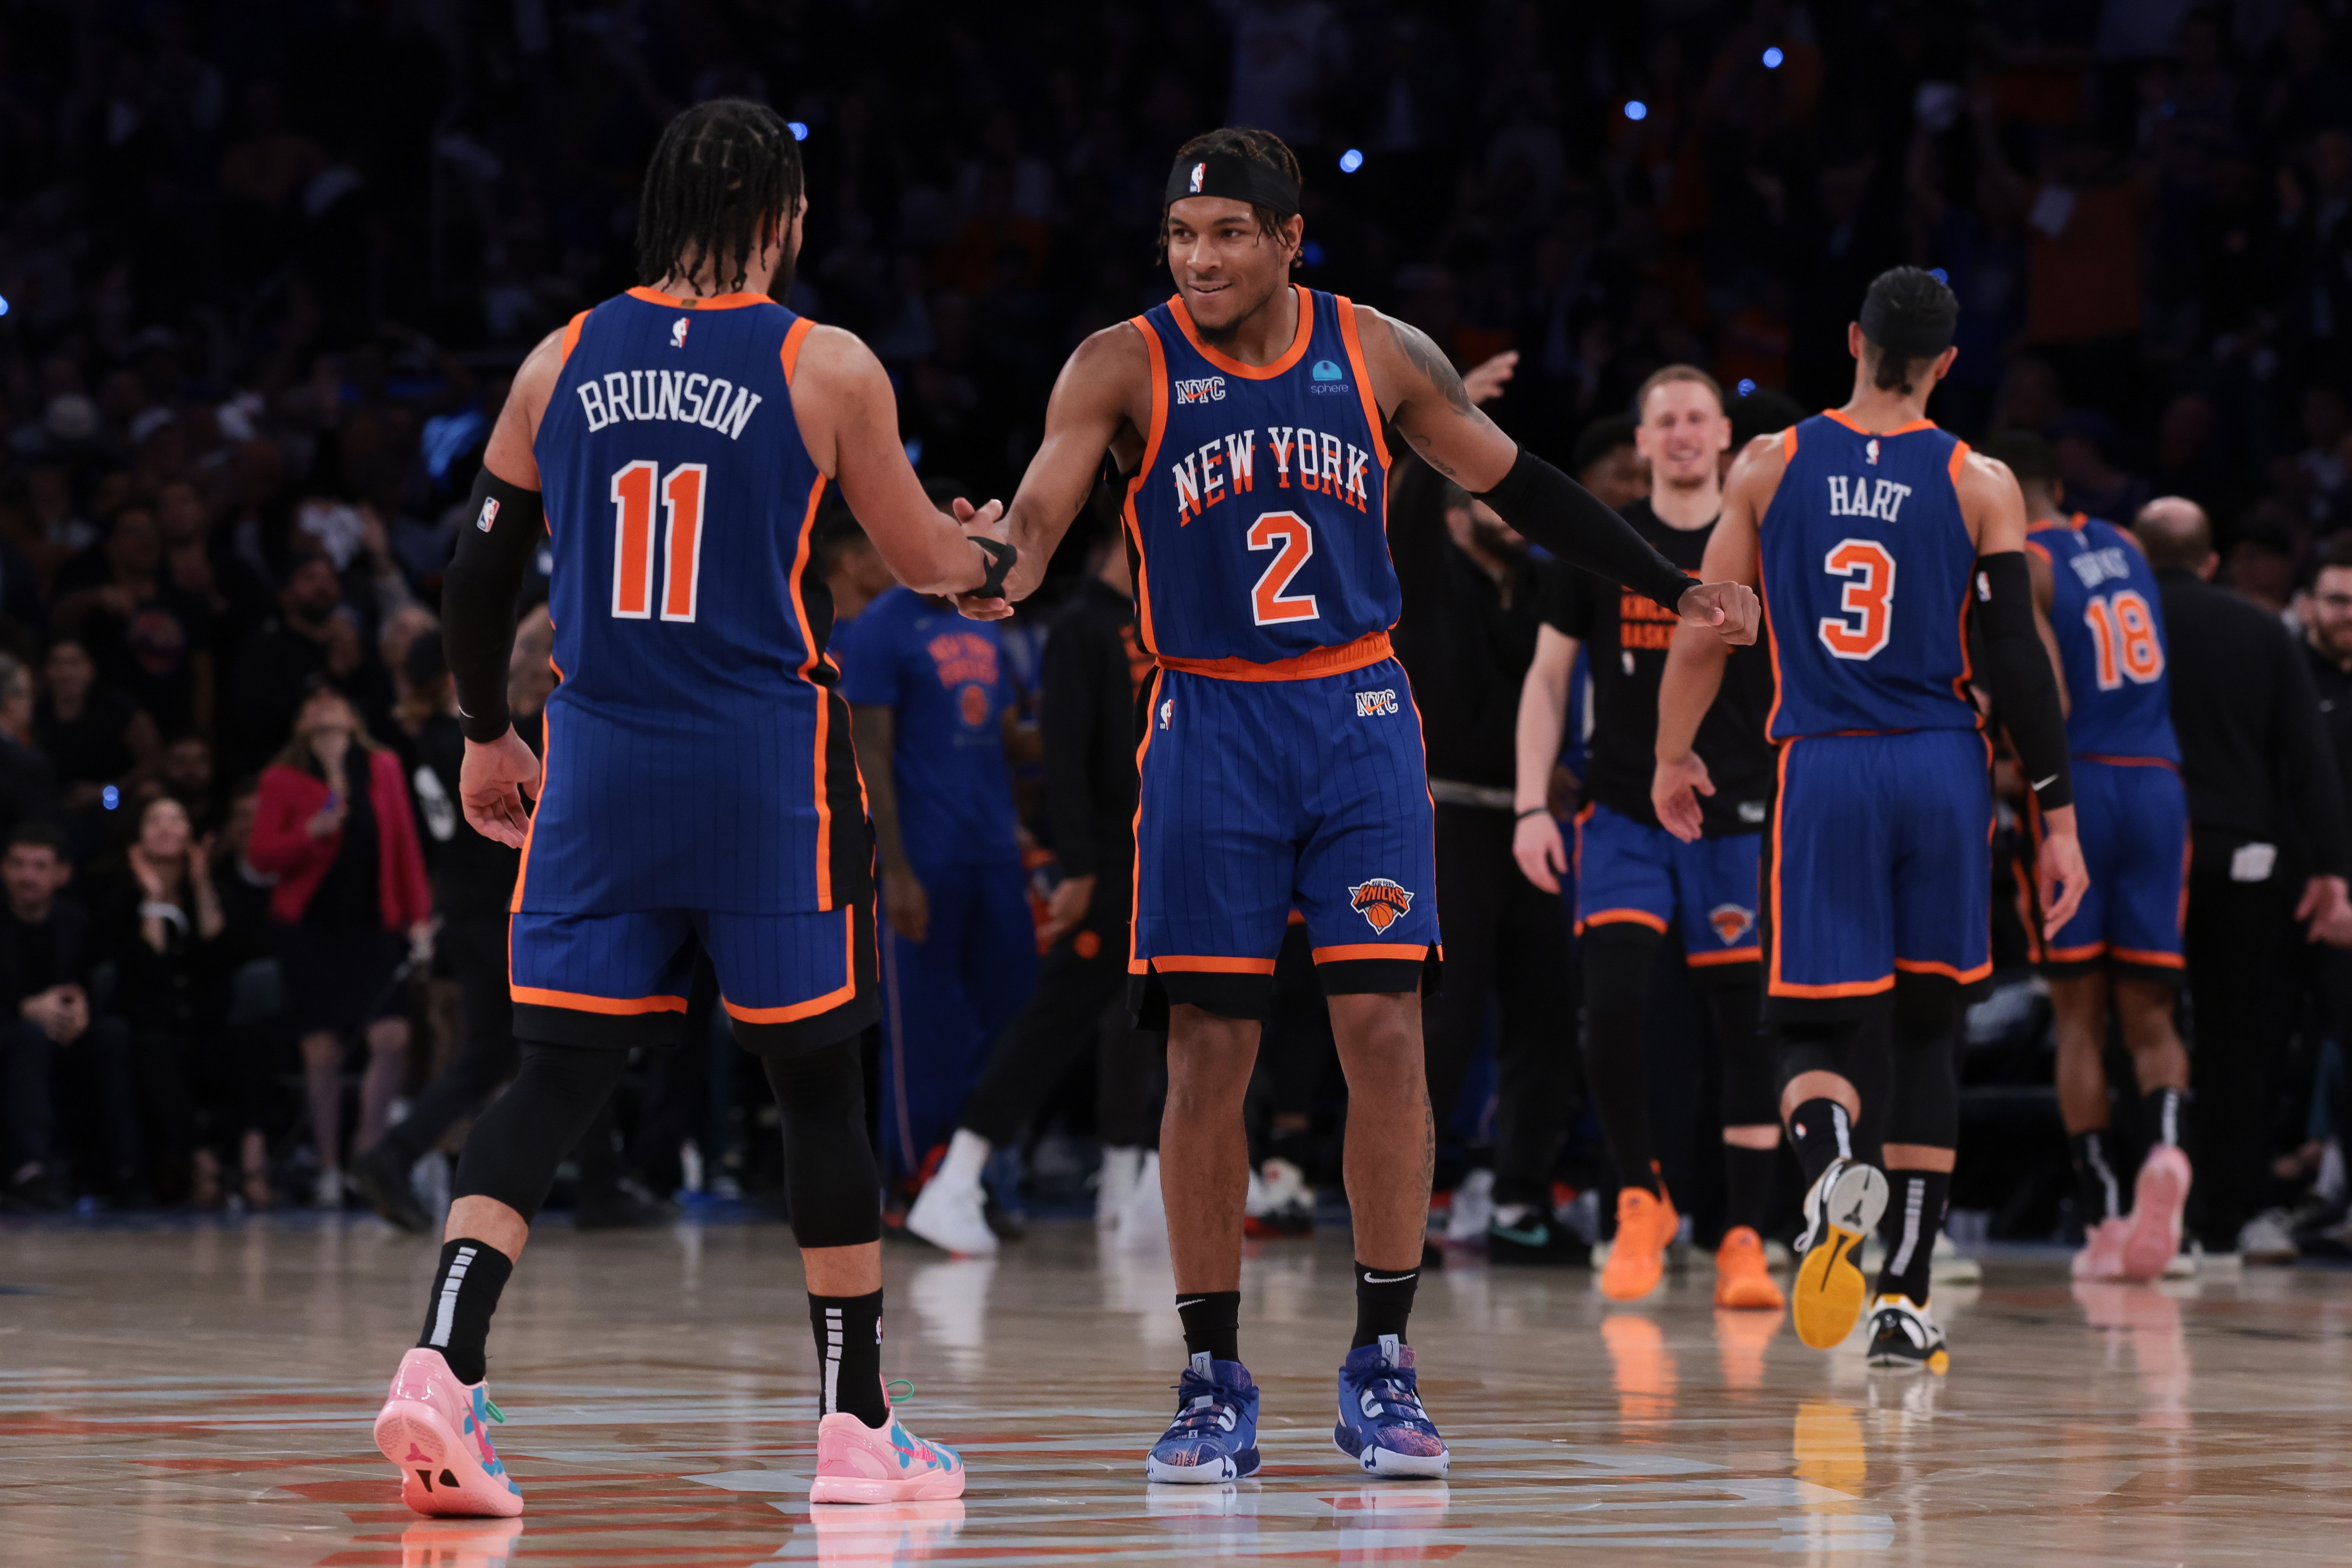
[2308,639,2352,835]
[415,710,526,922]
[1541,500,1774,835]
[2157,567,2348,875]
[1041,576,1147,883]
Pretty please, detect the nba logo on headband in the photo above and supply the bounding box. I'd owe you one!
[1189,161,1205,194]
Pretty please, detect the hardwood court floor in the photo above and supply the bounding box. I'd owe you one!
[4,1212,2350,1565]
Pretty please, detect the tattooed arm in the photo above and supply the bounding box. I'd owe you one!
[1354,306,1757,642]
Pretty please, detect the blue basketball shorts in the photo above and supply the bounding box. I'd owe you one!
[1130,657,1441,1024]
[1572,802,1762,971]
[509,900,879,1054]
[1763,728,1993,1015]
[2018,757,2188,981]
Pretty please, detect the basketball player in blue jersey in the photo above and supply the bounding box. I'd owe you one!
[367,102,1009,1516]
[1986,434,2193,1284]
[1653,268,2089,1373]
[957,128,1759,1482]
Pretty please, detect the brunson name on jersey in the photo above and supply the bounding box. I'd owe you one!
[575,369,764,439]
[1825,473,1912,523]
[1171,426,1374,525]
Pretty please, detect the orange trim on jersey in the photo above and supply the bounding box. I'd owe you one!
[2082,753,2179,770]
[1776,975,1897,998]
[725,907,859,1022]
[2044,941,2108,963]
[625,285,772,311]
[1581,908,1670,934]
[558,309,589,367]
[785,475,837,907]
[1947,438,1971,483]
[778,315,815,383]
[1686,945,1762,967]
[2023,537,2052,563]
[2011,852,2044,964]
[1166,284,1314,380]
[1333,297,1391,470]
[2110,946,2187,969]
[2067,511,2090,532]
[1127,668,1162,974]
[509,686,556,914]
[1758,549,1786,738]
[1148,955,1280,975]
[511,985,690,1016]
[1312,942,1431,964]
[1123,318,1170,656]
[1821,408,1937,438]
[1767,740,1791,992]
[1155,629,1393,683]
[1781,426,1799,462]
[1893,956,1995,984]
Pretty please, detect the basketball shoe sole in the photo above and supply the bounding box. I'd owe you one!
[1792,1160,1887,1350]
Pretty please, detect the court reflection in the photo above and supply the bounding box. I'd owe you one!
[801,1498,967,1566]
[1713,1305,1782,1391]
[1331,1481,1451,1559]
[1602,1313,1677,1426]
[2071,1280,2191,1430]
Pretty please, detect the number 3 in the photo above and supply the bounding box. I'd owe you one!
[611,460,707,622]
[1817,538,1895,660]
[1247,510,1319,626]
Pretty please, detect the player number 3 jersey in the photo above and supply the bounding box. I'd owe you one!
[1758,412,1983,740]
[1123,286,1396,672]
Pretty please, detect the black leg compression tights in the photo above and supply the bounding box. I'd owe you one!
[452,1037,882,1248]
[1883,979,1960,1151]
[1581,925,1661,1195]
[1707,977,1774,1128]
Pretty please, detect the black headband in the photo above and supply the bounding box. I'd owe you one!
[1164,152,1301,217]
[1859,290,1957,362]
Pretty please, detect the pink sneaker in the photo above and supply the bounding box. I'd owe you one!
[810,1386,965,1505]
[373,1348,524,1519]
[2120,1144,2192,1283]
[2071,1216,2130,1280]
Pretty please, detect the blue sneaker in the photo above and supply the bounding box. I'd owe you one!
[1333,1335,1449,1477]
[1143,1352,1261,1483]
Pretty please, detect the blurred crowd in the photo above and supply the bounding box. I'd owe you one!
[7,1,2352,1252]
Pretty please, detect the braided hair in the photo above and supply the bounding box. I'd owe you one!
[1158,127,1304,266]
[635,99,805,293]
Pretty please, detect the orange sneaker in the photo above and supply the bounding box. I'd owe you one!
[1600,1183,1677,1301]
[1713,1225,1785,1311]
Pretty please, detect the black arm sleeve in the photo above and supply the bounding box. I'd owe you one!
[1974,551,2073,812]
[1473,448,1697,613]
[441,467,545,743]
[2273,629,2352,877]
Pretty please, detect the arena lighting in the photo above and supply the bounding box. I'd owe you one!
[1763,46,1785,69]
[1737,379,1758,396]
[1929,267,1950,284]
[1301,239,1326,266]
[0,294,9,315]
[1338,148,1365,173]
[1624,100,1649,121]
[787,121,808,140]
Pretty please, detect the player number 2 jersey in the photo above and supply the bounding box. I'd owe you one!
[521,286,867,917]
[1123,286,1396,669]
[1759,412,1983,741]
[2027,514,2181,765]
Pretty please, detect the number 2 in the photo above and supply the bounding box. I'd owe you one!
[1817,538,1895,660]
[1247,510,1319,625]
[2082,589,2162,689]
[610,460,707,622]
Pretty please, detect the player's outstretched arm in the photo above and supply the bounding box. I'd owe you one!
[791,325,1011,601]
[1966,451,2088,931]
[952,325,1146,621]
[1354,305,1758,645]
[443,325,563,844]
[1652,433,1773,842]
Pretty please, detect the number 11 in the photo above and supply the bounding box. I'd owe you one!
[610,459,707,622]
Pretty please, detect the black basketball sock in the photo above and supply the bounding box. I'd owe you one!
[1785,1098,1853,1186]
[416,1239,514,1386]
[1876,1169,1949,1307]
[809,1289,888,1427]
[2070,1128,2122,1224]
[1723,1143,1781,1235]
[1176,1290,1242,1363]
[2142,1086,2188,1150]
[1352,1261,1419,1349]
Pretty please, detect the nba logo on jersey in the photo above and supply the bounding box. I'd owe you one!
[1349,879,1414,931]
[1866,437,1880,465]
[475,497,499,532]
[671,317,690,348]
[1158,697,1173,729]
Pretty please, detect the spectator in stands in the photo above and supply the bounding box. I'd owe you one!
[0,822,135,1209]
[0,655,60,843]
[49,504,215,737]
[35,637,160,860]
[221,557,374,776]
[2139,497,2352,1259]
[246,679,431,1208]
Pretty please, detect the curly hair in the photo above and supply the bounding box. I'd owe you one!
[1157,127,1304,267]
[635,99,805,293]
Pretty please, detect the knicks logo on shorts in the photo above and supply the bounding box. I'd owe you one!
[1709,903,1755,945]
[1354,688,1399,717]
[1349,878,1414,932]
